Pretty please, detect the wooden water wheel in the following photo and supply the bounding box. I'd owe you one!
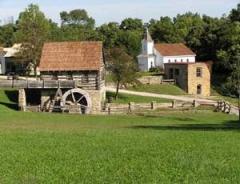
[61,88,92,114]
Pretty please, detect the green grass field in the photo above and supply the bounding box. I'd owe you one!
[128,84,187,96]
[106,91,171,103]
[0,89,239,183]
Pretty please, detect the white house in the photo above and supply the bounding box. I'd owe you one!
[137,29,196,71]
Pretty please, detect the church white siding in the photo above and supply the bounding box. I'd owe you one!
[163,56,195,64]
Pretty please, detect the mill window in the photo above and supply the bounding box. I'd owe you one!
[175,69,180,76]
[196,67,202,77]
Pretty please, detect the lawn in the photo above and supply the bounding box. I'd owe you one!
[106,91,171,103]
[128,84,187,96]
[0,89,239,183]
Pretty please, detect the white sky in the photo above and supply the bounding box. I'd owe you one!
[0,0,239,25]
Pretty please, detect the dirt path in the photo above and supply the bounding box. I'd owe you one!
[106,87,239,116]
[106,87,215,103]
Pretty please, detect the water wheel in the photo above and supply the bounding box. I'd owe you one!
[61,88,92,114]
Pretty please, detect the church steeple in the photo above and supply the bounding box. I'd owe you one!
[144,28,153,42]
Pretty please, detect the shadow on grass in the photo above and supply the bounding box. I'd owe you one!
[4,90,18,103]
[129,121,240,131]
[0,102,18,110]
[0,90,18,111]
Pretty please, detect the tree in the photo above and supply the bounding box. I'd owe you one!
[229,3,240,22]
[106,48,138,99]
[120,18,143,30]
[59,9,96,41]
[118,30,142,57]
[60,9,95,29]
[97,22,121,48]
[174,13,205,53]
[15,4,50,75]
[149,17,180,43]
[0,24,16,47]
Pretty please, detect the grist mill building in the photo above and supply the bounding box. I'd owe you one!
[16,41,106,114]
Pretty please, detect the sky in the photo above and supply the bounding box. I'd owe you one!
[0,0,239,25]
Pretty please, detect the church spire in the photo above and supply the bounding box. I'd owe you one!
[144,28,153,42]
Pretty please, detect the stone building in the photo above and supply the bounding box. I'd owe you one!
[164,62,212,96]
[18,41,106,114]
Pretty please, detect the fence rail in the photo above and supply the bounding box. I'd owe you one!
[102,100,213,115]
[0,78,102,90]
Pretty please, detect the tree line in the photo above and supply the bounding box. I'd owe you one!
[0,3,239,97]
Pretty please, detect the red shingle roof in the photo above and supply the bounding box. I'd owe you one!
[39,41,103,71]
[155,43,196,56]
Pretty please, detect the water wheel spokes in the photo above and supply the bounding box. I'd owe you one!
[61,88,92,114]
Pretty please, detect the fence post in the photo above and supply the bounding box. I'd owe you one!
[108,106,111,115]
[129,102,135,113]
[172,100,176,108]
[151,101,156,110]
[193,100,199,108]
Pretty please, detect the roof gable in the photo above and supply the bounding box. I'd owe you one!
[39,41,103,72]
[155,43,196,56]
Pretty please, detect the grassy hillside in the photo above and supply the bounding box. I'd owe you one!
[128,84,187,96]
[0,89,239,183]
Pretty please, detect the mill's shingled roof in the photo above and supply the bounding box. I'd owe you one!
[155,43,196,56]
[39,41,103,71]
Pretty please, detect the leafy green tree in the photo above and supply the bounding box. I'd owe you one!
[60,9,95,29]
[174,13,204,53]
[229,3,240,22]
[118,30,142,57]
[97,22,121,48]
[0,24,16,47]
[15,4,50,75]
[149,17,180,43]
[59,9,97,41]
[106,48,138,99]
[120,18,143,30]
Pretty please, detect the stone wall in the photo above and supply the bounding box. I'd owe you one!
[188,63,211,96]
[138,75,163,85]
[86,87,106,114]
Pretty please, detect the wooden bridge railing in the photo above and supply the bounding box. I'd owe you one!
[0,78,103,90]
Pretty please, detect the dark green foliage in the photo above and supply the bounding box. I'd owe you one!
[60,9,95,29]
[120,18,143,30]
[0,24,16,47]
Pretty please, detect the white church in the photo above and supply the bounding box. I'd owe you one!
[137,29,196,71]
